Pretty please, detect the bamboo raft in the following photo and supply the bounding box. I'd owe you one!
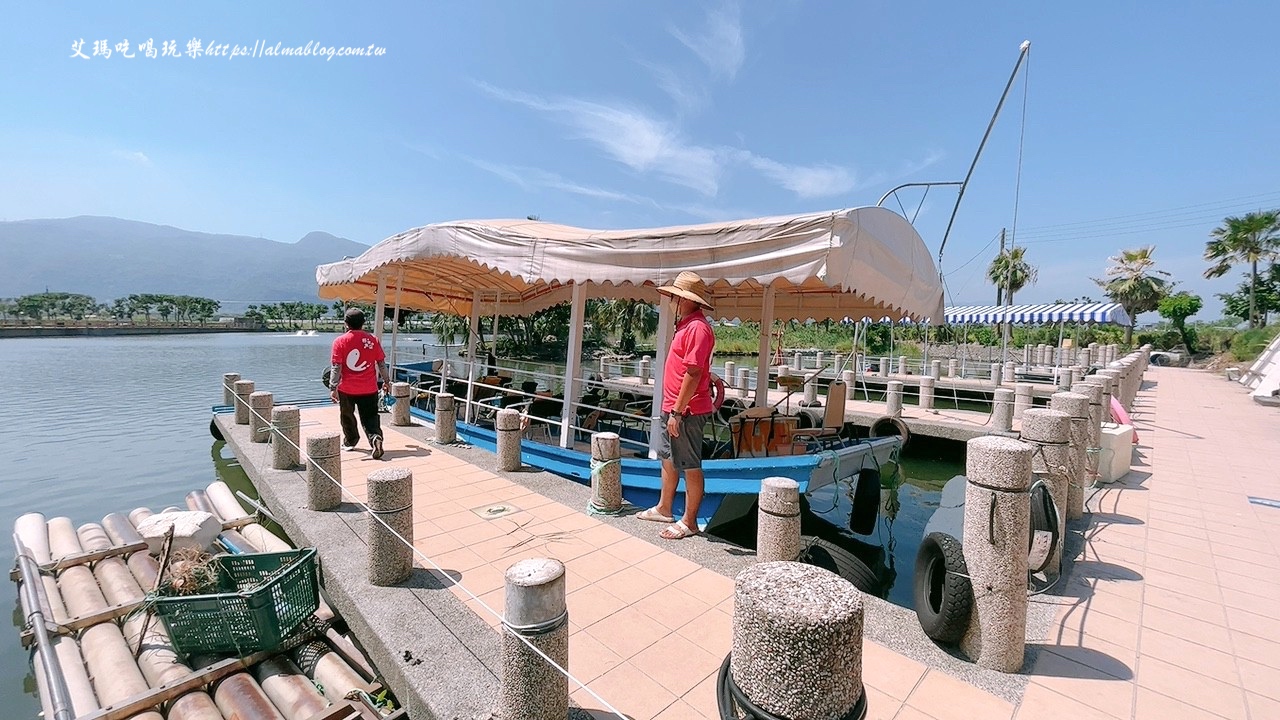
[11,481,401,720]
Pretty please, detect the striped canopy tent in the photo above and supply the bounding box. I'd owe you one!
[944,302,1130,326]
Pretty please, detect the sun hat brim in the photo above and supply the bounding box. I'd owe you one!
[656,284,714,310]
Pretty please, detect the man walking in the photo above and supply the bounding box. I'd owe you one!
[637,271,715,539]
[329,307,390,459]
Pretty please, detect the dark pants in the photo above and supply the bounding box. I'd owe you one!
[338,391,382,447]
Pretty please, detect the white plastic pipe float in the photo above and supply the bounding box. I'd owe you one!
[253,656,332,720]
[292,640,375,703]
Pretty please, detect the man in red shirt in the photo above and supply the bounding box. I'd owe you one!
[329,308,390,459]
[638,271,716,539]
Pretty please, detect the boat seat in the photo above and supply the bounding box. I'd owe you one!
[792,380,849,450]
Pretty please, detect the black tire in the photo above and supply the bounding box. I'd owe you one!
[209,417,224,442]
[849,467,881,535]
[870,415,911,448]
[1028,481,1060,574]
[914,532,972,644]
[799,537,880,595]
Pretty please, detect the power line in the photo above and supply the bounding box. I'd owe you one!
[1016,189,1280,234]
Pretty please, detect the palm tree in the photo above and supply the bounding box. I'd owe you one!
[1204,210,1280,328]
[591,299,659,354]
[986,245,1038,306]
[1094,245,1172,345]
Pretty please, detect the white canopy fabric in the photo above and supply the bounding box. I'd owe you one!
[315,207,944,323]
[944,302,1131,325]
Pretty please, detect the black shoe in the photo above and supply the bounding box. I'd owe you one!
[371,436,384,460]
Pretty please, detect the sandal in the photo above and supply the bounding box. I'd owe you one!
[636,506,675,523]
[660,520,698,540]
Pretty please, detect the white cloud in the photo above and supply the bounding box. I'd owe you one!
[742,154,857,199]
[464,157,642,203]
[643,61,709,116]
[670,3,745,80]
[475,82,723,195]
[112,149,151,166]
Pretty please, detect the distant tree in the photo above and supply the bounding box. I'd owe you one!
[986,245,1039,306]
[156,301,174,323]
[1157,292,1203,353]
[591,299,659,354]
[1216,266,1280,326]
[1094,245,1173,345]
[1204,210,1280,328]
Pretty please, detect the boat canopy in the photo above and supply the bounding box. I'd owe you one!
[316,207,944,324]
[944,302,1131,325]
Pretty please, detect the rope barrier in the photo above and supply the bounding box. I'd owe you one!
[226,382,629,720]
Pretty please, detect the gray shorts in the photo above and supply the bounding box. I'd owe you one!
[657,412,709,471]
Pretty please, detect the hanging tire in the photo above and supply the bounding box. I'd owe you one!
[209,417,224,442]
[799,537,879,595]
[914,532,972,644]
[870,415,911,448]
[849,467,881,535]
[1028,480,1060,574]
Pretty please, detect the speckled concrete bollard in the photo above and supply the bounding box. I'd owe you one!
[817,351,826,368]
[271,405,300,470]
[918,376,935,410]
[306,432,342,511]
[737,367,751,394]
[1072,381,1105,473]
[930,360,942,380]
[497,558,568,720]
[1020,409,1072,577]
[222,372,240,406]
[948,359,958,377]
[1078,348,1092,368]
[496,408,523,472]
[804,379,818,405]
[990,363,1003,387]
[991,388,1014,432]
[367,467,413,586]
[435,393,457,444]
[886,381,904,417]
[391,382,411,426]
[842,370,857,399]
[233,380,255,425]
[638,356,651,383]
[1003,361,1016,384]
[731,561,865,718]
[757,478,801,563]
[960,436,1032,672]
[724,361,736,388]
[1022,346,1032,366]
[1050,392,1090,521]
[589,432,622,514]
[1055,367,1072,391]
[1014,383,1034,419]
[1092,373,1116,418]
[898,356,908,376]
[249,390,273,443]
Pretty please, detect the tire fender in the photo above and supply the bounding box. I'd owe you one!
[914,531,973,644]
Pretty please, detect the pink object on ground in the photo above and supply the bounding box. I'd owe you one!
[1111,396,1139,443]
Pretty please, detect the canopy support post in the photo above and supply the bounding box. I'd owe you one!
[650,298,675,458]
[754,284,776,408]
[560,284,587,449]
[389,269,404,376]
[372,273,387,346]
[464,291,481,424]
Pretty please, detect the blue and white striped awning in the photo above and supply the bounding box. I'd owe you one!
[944,302,1131,325]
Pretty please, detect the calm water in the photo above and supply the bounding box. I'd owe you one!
[0,333,960,716]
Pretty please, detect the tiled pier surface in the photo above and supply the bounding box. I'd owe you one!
[216,364,1279,719]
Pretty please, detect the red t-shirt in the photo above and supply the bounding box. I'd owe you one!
[662,312,714,414]
[331,330,385,395]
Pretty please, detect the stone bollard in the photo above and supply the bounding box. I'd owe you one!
[589,432,622,514]
[306,432,343,511]
[1020,409,1072,578]
[222,372,240,407]
[757,478,801,563]
[1072,381,1105,475]
[730,562,866,719]
[1055,367,1072,391]
[271,405,300,470]
[1067,366,1081,387]
[803,379,818,405]
[436,393,457,444]
[737,367,751,395]
[724,361,736,388]
[816,351,825,369]
[879,357,889,376]
[1078,348,1091,368]
[1003,361,1016,384]
[919,376,936,410]
[990,363,1003,387]
[1022,346,1032,366]
[496,408,523,472]
[886,381,904,417]
[497,558,568,720]
[249,391,273,443]
[1050,392,1090,521]
[991,388,1014,432]
[899,355,909,375]
[841,370,857,400]
[1013,383,1034,419]
[233,380,255,425]
[1096,371,1119,415]
[367,467,413,586]
[638,356,651,382]
[948,359,958,377]
[960,436,1033,672]
[930,360,942,380]
[391,382,411,426]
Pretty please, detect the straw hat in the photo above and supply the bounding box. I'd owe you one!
[657,271,714,310]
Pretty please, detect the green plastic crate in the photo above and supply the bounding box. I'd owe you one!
[153,548,319,657]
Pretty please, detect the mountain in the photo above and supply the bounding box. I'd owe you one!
[0,217,370,312]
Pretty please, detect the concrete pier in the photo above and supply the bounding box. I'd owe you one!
[367,467,413,586]
[1050,392,1090,521]
[249,390,273,443]
[222,372,240,406]
[306,432,342,511]
[233,380,255,425]
[270,405,300,470]
[756,478,801,563]
[1020,408,1072,578]
[436,393,458,444]
[589,432,622,514]
[496,408,522,472]
[497,559,568,720]
[391,381,411,426]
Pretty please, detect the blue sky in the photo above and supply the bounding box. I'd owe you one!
[4,1,1278,322]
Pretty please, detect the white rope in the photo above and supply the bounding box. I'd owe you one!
[229,383,628,719]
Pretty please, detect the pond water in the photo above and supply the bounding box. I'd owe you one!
[0,332,961,715]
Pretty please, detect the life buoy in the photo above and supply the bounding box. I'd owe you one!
[709,373,727,412]
[914,531,973,644]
